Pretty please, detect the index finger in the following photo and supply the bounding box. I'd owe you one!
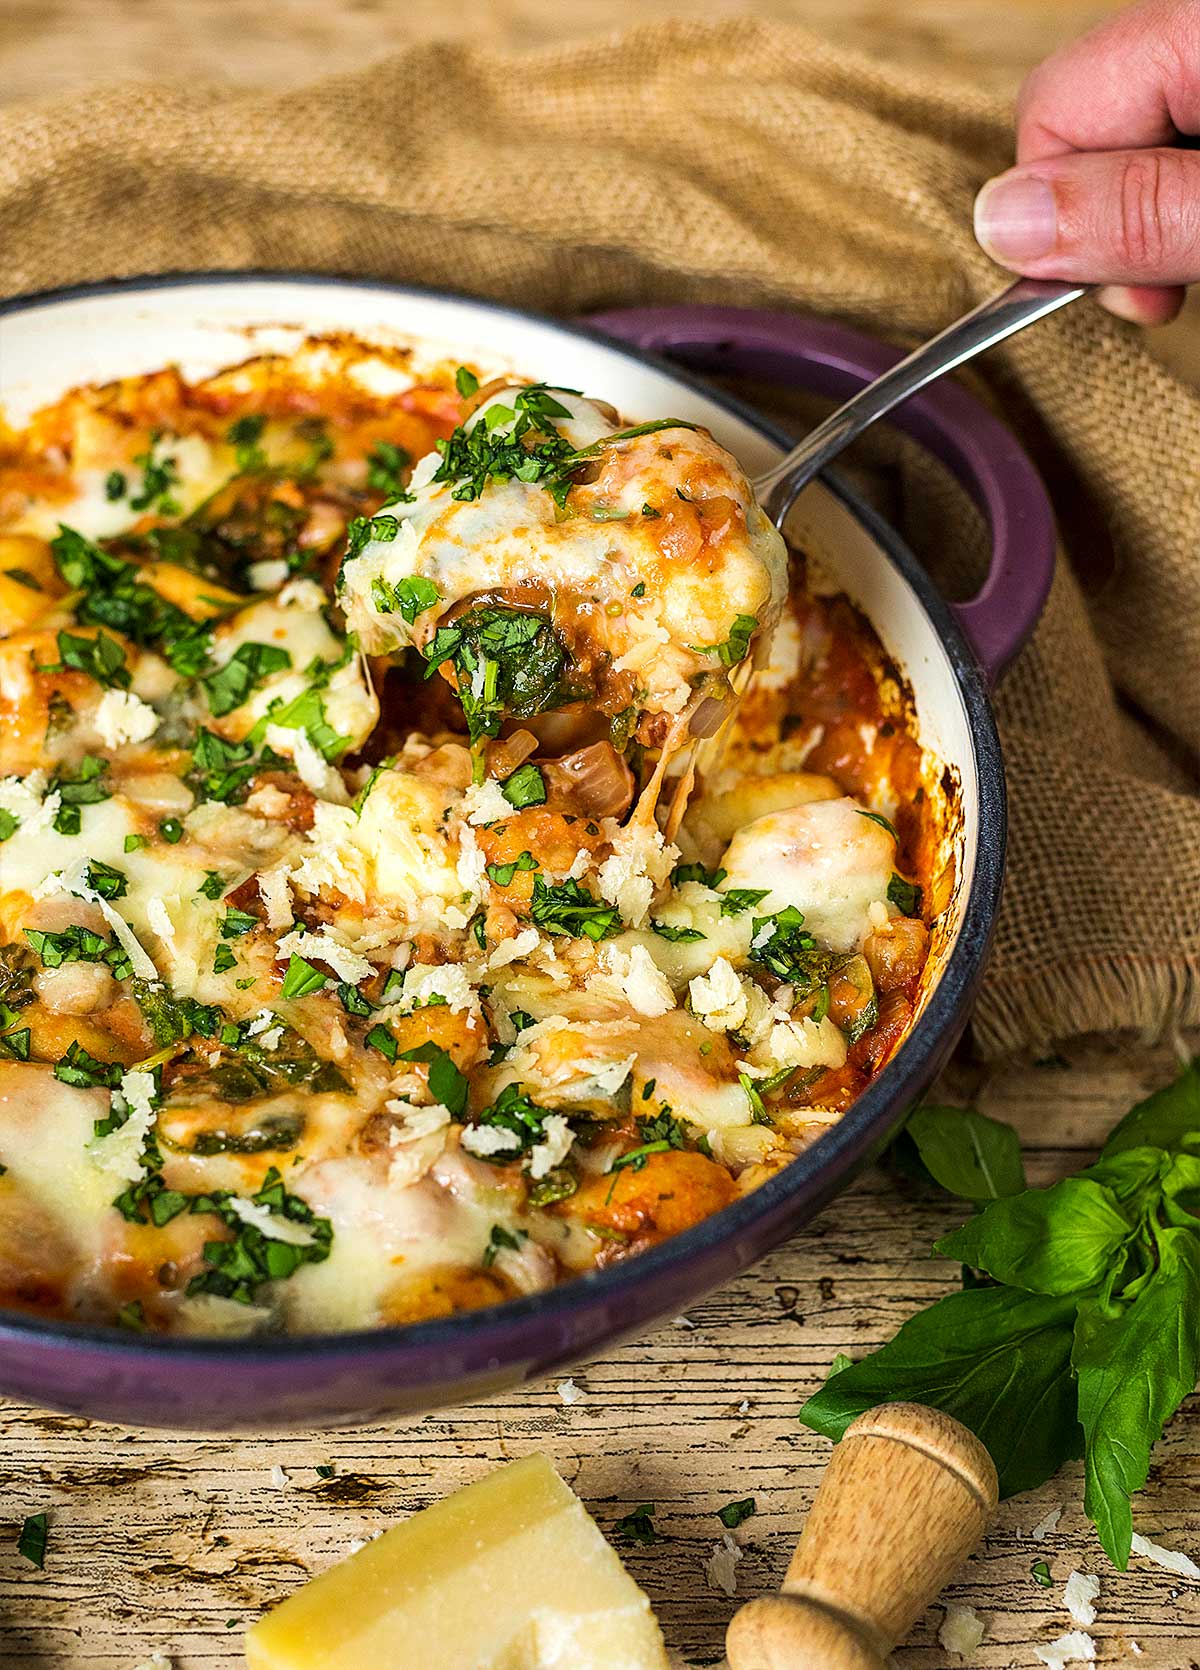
[1017,0,1200,163]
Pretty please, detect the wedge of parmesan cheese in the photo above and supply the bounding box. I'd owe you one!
[244,1454,669,1670]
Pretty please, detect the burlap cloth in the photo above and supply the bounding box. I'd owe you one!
[1,20,1197,1055]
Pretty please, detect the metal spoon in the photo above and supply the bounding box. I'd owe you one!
[753,276,1087,528]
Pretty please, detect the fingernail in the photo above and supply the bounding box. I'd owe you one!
[974,174,1057,262]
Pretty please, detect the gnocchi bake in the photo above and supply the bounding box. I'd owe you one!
[0,340,936,1335]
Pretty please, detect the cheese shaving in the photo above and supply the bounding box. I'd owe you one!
[93,688,158,748]
[227,1197,317,1246]
[277,926,373,985]
[265,723,349,805]
[461,1125,522,1158]
[938,1603,985,1658]
[460,776,510,826]
[1063,1571,1100,1628]
[258,865,294,931]
[600,943,676,1017]
[528,1113,575,1179]
[704,1533,743,1597]
[1034,1630,1096,1668]
[87,1070,157,1183]
[688,957,748,1032]
[1130,1531,1200,1580]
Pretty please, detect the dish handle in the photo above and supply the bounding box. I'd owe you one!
[583,304,1055,686]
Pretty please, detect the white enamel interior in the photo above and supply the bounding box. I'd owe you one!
[0,278,977,1012]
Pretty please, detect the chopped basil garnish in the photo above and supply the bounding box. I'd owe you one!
[529,876,621,941]
[501,762,546,810]
[280,954,326,1000]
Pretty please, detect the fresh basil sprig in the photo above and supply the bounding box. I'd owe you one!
[800,1061,1200,1570]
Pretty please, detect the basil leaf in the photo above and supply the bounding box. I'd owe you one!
[719,888,770,918]
[650,921,707,943]
[611,1504,657,1546]
[887,873,922,916]
[799,1286,1083,1498]
[371,576,439,622]
[201,641,291,717]
[52,627,130,689]
[1101,1059,1200,1158]
[82,860,128,901]
[1073,1227,1200,1568]
[693,613,758,668]
[485,851,538,887]
[856,809,898,841]
[280,954,326,1000]
[365,440,414,502]
[530,876,621,941]
[905,1104,1026,1202]
[17,1512,48,1568]
[937,1178,1134,1295]
[501,762,546,810]
[397,1041,468,1118]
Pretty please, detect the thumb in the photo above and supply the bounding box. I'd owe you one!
[974,147,1200,286]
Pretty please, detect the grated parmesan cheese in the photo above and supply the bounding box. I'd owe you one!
[688,957,747,1032]
[460,777,510,826]
[1130,1531,1200,1580]
[939,1603,985,1658]
[528,1113,575,1179]
[227,1198,317,1246]
[277,926,373,985]
[1063,1571,1100,1628]
[599,943,676,1018]
[595,819,677,928]
[386,1101,452,1142]
[390,962,477,1016]
[704,1533,743,1596]
[0,771,59,841]
[87,1070,157,1183]
[455,824,488,903]
[93,688,158,749]
[257,865,293,931]
[1034,1630,1096,1668]
[1031,1505,1063,1541]
[487,926,541,971]
[761,1014,847,1072]
[556,1377,585,1405]
[461,1125,522,1158]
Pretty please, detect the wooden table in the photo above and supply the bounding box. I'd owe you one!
[2,4,1199,1667]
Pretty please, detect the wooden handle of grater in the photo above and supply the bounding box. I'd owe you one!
[724,1403,998,1670]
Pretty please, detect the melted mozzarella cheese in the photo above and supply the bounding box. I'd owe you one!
[719,795,897,952]
[287,768,468,929]
[210,588,377,752]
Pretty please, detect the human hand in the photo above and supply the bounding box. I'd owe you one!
[973,0,1200,323]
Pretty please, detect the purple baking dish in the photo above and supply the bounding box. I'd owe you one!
[0,275,1053,1429]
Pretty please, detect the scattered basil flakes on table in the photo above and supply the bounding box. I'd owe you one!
[17,1512,48,1567]
[801,1058,1200,1571]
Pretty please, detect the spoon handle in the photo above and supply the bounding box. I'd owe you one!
[755,277,1087,528]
